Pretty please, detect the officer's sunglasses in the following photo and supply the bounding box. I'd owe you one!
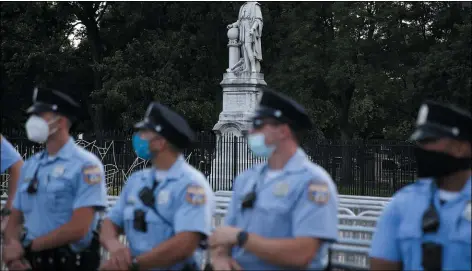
[416,137,440,145]
[252,118,283,130]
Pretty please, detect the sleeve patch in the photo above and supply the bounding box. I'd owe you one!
[308,182,329,204]
[82,165,102,185]
[185,184,206,205]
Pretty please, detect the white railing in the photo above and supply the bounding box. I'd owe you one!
[1,192,388,270]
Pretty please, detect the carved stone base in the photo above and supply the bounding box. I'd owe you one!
[209,72,267,190]
[212,72,267,137]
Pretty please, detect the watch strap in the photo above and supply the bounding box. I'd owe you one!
[1,208,11,217]
[237,231,249,247]
[129,257,140,271]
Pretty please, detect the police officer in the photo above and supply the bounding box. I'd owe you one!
[369,101,472,270]
[99,102,215,271]
[2,87,107,271]
[209,88,339,270]
[1,135,24,233]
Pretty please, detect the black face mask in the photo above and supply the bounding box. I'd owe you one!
[414,147,471,179]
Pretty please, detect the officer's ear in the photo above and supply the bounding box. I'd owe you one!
[54,114,69,129]
[149,135,166,152]
[161,139,182,154]
[446,139,472,158]
[277,123,292,140]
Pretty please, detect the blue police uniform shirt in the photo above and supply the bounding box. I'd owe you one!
[224,149,339,270]
[1,136,22,173]
[106,155,215,271]
[369,178,471,270]
[12,137,108,252]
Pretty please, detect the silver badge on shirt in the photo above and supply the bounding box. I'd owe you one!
[127,195,136,205]
[273,182,289,197]
[158,190,170,204]
[463,201,471,221]
[52,165,65,177]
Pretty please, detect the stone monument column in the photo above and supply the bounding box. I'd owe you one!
[227,27,240,71]
[209,2,267,191]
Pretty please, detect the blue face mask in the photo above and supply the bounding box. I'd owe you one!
[248,133,275,158]
[132,133,152,160]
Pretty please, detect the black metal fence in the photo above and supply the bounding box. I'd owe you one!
[1,129,418,197]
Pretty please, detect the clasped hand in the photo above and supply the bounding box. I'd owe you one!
[2,239,25,264]
[7,258,32,270]
[99,243,133,271]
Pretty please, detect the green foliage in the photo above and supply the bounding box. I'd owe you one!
[2,1,470,140]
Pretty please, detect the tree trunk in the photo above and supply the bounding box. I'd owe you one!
[339,84,355,185]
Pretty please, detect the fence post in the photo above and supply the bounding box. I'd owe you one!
[392,164,397,192]
[232,136,238,187]
[360,142,366,196]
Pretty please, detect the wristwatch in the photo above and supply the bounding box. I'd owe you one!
[237,231,249,247]
[129,257,140,271]
[23,239,32,253]
[0,208,11,217]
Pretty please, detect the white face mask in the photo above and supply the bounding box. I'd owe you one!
[25,115,59,144]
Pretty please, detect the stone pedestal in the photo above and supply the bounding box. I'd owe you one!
[213,72,267,136]
[209,72,267,190]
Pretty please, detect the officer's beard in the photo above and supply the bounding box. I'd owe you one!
[414,147,471,185]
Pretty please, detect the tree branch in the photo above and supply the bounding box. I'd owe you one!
[96,2,109,23]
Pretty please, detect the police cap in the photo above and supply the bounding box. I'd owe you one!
[134,102,196,149]
[410,100,472,142]
[26,87,82,122]
[253,88,312,131]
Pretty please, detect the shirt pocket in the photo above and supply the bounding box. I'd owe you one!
[250,198,292,237]
[448,217,471,269]
[46,179,74,213]
[123,206,143,253]
[18,182,34,213]
[145,211,174,248]
[123,206,170,255]
[397,224,422,270]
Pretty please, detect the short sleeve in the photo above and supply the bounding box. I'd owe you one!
[223,175,242,226]
[1,137,22,173]
[73,163,107,210]
[174,182,214,237]
[291,180,338,241]
[369,198,401,261]
[12,163,28,211]
[106,182,130,228]
[12,183,23,211]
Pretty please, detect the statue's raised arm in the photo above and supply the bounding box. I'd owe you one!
[226,1,263,74]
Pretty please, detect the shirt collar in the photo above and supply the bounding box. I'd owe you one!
[460,177,471,198]
[258,148,307,175]
[40,137,75,162]
[55,137,76,160]
[282,148,308,173]
[153,155,186,181]
[427,176,472,200]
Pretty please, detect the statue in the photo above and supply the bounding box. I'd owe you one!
[226,1,263,74]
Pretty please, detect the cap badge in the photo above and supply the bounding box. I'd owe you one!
[417,104,429,125]
[33,87,39,102]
